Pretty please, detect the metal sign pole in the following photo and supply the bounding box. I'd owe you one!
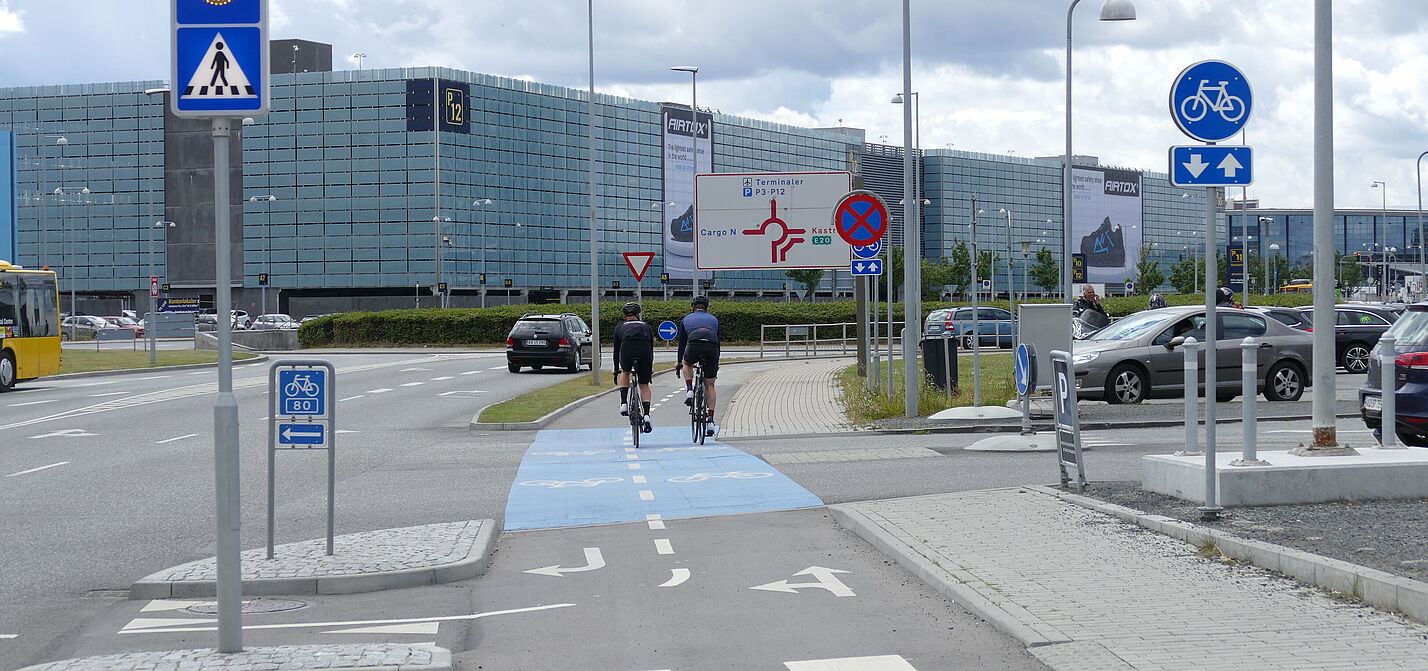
[1201,185,1222,520]
[211,115,243,654]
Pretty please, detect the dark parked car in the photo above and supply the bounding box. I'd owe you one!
[1071,306,1313,404]
[923,306,1014,349]
[1295,304,1398,373]
[506,313,593,373]
[1361,303,1428,445]
[1248,306,1312,331]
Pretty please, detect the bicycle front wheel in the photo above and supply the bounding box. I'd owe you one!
[630,387,643,448]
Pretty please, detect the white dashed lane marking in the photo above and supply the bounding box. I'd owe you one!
[338,395,364,402]
[156,433,199,444]
[135,375,172,380]
[367,388,393,394]
[399,382,424,387]
[654,539,674,555]
[88,392,128,397]
[632,475,647,484]
[488,366,506,370]
[8,399,59,407]
[460,370,480,375]
[430,376,453,381]
[5,462,69,477]
[639,490,655,501]
[646,514,666,530]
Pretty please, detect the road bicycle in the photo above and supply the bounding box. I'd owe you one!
[1179,79,1246,123]
[688,361,709,445]
[284,374,320,397]
[627,359,648,448]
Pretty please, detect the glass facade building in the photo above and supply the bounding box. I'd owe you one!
[0,59,1284,314]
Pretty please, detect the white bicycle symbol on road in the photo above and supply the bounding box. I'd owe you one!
[667,472,773,483]
[284,374,320,397]
[1179,79,1246,123]
[519,477,623,488]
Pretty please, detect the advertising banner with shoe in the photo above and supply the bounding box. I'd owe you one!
[1071,166,1142,284]
[662,105,714,281]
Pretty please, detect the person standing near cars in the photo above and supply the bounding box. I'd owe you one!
[612,302,655,433]
[677,295,722,437]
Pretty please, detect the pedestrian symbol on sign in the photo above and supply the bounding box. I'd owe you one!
[182,33,257,98]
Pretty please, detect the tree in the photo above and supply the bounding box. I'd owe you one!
[1169,256,1199,294]
[1134,244,1164,295]
[975,250,1001,289]
[922,257,955,300]
[948,240,972,298]
[1029,248,1060,294]
[1338,252,1365,290]
[783,269,823,301]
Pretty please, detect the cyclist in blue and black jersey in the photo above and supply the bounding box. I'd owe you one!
[613,302,654,433]
[677,295,721,437]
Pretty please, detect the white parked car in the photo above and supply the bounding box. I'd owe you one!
[251,313,301,330]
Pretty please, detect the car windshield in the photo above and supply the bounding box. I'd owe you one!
[1086,311,1171,341]
[1384,309,1428,345]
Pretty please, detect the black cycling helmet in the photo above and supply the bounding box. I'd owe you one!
[1216,286,1235,305]
[622,301,641,316]
[691,295,709,309]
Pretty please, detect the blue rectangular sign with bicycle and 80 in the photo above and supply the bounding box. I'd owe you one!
[278,369,326,417]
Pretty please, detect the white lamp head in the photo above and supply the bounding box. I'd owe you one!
[1099,0,1137,21]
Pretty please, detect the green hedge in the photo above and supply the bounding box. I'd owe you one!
[297,293,1318,347]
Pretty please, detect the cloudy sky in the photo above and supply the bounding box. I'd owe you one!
[1,0,1425,210]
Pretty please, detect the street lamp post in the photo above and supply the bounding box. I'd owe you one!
[1372,180,1389,300]
[1269,242,1281,292]
[433,216,451,308]
[472,199,493,307]
[1416,152,1427,298]
[148,221,176,364]
[998,208,1015,314]
[53,185,90,339]
[1063,0,1137,299]
[672,65,700,300]
[248,195,277,315]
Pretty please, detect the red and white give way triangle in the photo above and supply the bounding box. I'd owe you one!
[623,252,655,282]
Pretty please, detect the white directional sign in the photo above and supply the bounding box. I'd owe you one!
[1169,146,1253,187]
[694,172,852,270]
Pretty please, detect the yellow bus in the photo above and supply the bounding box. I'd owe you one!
[1279,282,1313,293]
[0,260,61,391]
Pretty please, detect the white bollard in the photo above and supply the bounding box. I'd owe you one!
[1231,337,1268,466]
[1179,337,1201,456]
[1380,335,1402,449]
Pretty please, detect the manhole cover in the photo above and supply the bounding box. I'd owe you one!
[186,599,308,615]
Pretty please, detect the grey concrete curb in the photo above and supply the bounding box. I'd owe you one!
[869,411,1362,436]
[129,519,497,599]
[1031,484,1428,625]
[470,367,681,432]
[45,354,270,381]
[16,646,452,671]
[827,503,1073,648]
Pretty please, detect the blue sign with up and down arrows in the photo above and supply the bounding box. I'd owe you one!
[851,259,883,276]
[1169,146,1253,187]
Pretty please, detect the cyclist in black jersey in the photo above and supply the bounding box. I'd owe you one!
[613,302,655,431]
[677,295,721,437]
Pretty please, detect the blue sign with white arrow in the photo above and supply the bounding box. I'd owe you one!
[278,423,325,446]
[1014,343,1037,396]
[1170,60,1252,143]
[851,240,883,260]
[1169,146,1253,187]
[850,259,883,276]
[657,320,679,341]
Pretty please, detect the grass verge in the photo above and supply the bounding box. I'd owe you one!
[60,350,257,374]
[838,351,1017,423]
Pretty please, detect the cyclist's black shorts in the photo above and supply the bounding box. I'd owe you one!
[619,348,654,385]
[683,340,720,380]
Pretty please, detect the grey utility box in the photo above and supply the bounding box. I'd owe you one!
[1018,303,1072,391]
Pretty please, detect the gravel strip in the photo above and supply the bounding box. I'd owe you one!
[1084,480,1428,584]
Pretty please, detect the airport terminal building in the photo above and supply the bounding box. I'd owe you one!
[0,39,1273,316]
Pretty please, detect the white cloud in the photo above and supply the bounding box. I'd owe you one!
[0,1,25,36]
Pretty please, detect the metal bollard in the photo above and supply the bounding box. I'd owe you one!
[1381,335,1402,449]
[942,332,953,402]
[1180,337,1201,455]
[1231,337,1268,465]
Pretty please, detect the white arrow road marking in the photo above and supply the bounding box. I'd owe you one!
[121,617,217,631]
[1218,152,1244,177]
[5,462,68,477]
[659,568,691,588]
[524,548,605,577]
[325,622,440,635]
[785,654,917,670]
[156,433,199,444]
[29,429,97,439]
[118,603,574,634]
[751,566,855,597]
[1184,153,1210,178]
[9,399,59,407]
[140,599,213,613]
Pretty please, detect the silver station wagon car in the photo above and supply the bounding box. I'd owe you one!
[1072,306,1313,404]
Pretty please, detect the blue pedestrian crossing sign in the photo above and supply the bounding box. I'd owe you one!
[278,368,326,417]
[171,0,269,117]
[278,423,325,446]
[658,320,679,341]
[850,259,883,276]
[1169,146,1253,187]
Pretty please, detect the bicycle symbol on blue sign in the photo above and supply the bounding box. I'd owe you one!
[1169,60,1253,143]
[278,369,326,416]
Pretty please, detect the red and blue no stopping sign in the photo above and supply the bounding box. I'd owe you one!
[832,190,889,246]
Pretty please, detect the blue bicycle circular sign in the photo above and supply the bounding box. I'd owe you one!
[1169,60,1252,143]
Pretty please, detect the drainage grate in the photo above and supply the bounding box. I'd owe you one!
[186,599,308,615]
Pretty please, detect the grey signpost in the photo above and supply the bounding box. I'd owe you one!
[1380,335,1400,449]
[171,0,269,653]
[1050,349,1085,492]
[1015,343,1038,436]
[1231,337,1268,466]
[1180,337,1200,455]
[267,360,337,558]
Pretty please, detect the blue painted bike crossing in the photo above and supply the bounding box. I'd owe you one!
[503,427,823,531]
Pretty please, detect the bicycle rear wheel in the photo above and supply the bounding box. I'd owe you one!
[693,383,707,445]
[629,383,643,449]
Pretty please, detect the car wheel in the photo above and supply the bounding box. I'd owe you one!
[1340,343,1371,373]
[962,334,976,351]
[508,362,521,373]
[61,330,71,342]
[1263,361,1305,401]
[567,350,582,373]
[1397,429,1428,447]
[1105,364,1146,404]
[0,350,15,392]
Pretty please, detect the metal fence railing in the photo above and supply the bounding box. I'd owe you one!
[758,322,907,359]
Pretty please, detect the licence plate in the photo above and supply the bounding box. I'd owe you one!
[1364,396,1382,411]
[523,339,546,347]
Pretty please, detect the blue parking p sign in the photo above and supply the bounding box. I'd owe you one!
[278,369,326,416]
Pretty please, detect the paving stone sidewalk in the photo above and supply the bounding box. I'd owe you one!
[835,488,1428,671]
[721,357,854,437]
[132,520,493,597]
[17,643,450,671]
